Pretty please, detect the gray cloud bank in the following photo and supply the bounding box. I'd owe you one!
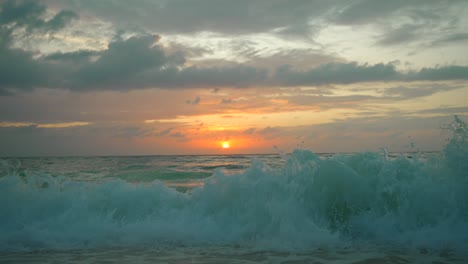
[56,0,468,43]
[1,0,468,95]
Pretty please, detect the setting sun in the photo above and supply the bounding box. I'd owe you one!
[222,142,230,149]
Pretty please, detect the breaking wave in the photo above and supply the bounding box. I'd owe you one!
[1,117,467,252]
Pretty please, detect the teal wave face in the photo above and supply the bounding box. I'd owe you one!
[110,170,212,182]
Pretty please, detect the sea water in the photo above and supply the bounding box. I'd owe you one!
[1,119,467,263]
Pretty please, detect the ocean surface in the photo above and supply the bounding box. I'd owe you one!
[1,122,467,263]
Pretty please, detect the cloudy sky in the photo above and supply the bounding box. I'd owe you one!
[1,0,467,156]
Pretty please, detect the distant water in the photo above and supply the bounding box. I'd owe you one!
[1,119,467,263]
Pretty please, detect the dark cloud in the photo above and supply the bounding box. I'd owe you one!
[258,126,282,139]
[376,24,421,46]
[274,62,399,86]
[333,0,467,47]
[1,30,268,92]
[3,39,468,92]
[273,63,468,87]
[0,125,92,157]
[41,0,467,54]
[0,44,45,90]
[289,94,375,109]
[50,37,268,90]
[186,96,201,105]
[286,83,465,110]
[56,0,332,37]
[60,0,463,44]
[411,66,468,81]
[113,126,153,138]
[243,128,256,135]
[0,0,77,33]
[168,131,189,142]
[383,84,461,98]
[431,33,468,46]
[2,32,468,93]
[42,10,78,31]
[155,128,173,137]
[165,41,209,55]
[416,107,468,115]
[246,49,344,71]
[72,35,167,90]
[302,115,454,152]
[375,20,467,48]
[44,50,97,62]
[91,59,269,90]
[150,65,268,88]
[169,132,185,138]
[0,123,153,156]
[1,1,468,94]
[221,98,233,104]
[334,0,462,25]
[0,0,77,93]
[334,0,404,25]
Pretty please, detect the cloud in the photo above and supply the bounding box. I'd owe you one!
[45,0,468,57]
[431,33,468,46]
[48,37,268,90]
[44,50,98,62]
[2,32,468,93]
[375,19,468,48]
[0,44,45,90]
[3,40,468,93]
[1,31,268,93]
[258,126,283,139]
[274,62,400,86]
[376,24,421,46]
[334,0,403,25]
[246,49,344,70]
[155,128,173,136]
[142,64,268,89]
[56,0,330,37]
[273,63,468,86]
[0,0,77,93]
[169,131,185,138]
[416,107,468,115]
[186,96,201,105]
[333,0,467,48]
[243,127,256,135]
[288,94,376,109]
[410,66,468,81]
[0,0,77,33]
[285,82,465,111]
[72,35,168,90]
[221,98,233,104]
[334,0,463,25]
[0,124,94,156]
[383,84,462,98]
[1,1,468,94]
[112,126,152,138]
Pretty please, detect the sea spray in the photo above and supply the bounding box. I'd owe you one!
[1,117,467,252]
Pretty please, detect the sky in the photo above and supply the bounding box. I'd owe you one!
[0,0,468,156]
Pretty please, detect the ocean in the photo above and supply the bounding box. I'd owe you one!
[1,126,467,263]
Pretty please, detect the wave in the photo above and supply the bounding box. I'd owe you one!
[111,170,211,182]
[199,164,247,170]
[1,117,467,252]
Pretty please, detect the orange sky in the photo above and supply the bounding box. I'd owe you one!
[0,0,468,156]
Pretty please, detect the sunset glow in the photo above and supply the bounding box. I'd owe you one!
[0,0,467,156]
[1,1,468,261]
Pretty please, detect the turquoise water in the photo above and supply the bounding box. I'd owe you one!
[1,118,467,263]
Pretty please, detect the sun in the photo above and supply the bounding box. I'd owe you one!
[222,142,230,149]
